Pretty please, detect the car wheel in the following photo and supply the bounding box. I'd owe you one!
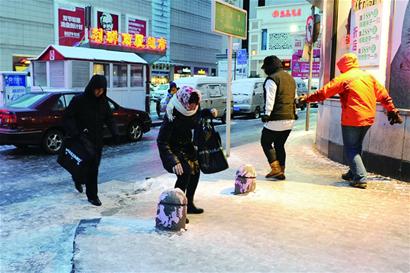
[128,120,143,142]
[253,107,261,119]
[42,129,64,154]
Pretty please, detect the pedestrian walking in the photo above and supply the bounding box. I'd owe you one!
[260,55,298,180]
[157,86,217,218]
[299,53,403,189]
[63,75,119,206]
[160,81,179,112]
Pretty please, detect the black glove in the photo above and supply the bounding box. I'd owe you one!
[261,115,270,123]
[295,95,307,109]
[387,110,403,125]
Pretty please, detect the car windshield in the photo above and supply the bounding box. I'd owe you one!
[6,93,49,108]
[232,83,252,96]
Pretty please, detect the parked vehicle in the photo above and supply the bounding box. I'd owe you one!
[173,77,230,122]
[232,78,264,119]
[151,83,169,101]
[0,92,151,154]
[294,77,318,108]
[295,77,308,97]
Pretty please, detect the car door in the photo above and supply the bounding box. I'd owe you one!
[209,83,225,118]
[46,94,66,128]
[106,98,128,136]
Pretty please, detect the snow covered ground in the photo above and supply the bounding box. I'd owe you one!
[1,130,409,273]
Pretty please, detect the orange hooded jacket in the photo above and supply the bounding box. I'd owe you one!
[306,53,396,126]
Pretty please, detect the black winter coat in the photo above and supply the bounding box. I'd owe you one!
[157,108,212,174]
[64,91,118,148]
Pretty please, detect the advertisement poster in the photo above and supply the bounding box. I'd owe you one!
[57,6,85,46]
[127,17,147,36]
[389,1,410,108]
[97,11,119,32]
[349,0,383,66]
[291,49,320,78]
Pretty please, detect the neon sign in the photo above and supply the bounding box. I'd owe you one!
[272,8,302,18]
[89,28,167,53]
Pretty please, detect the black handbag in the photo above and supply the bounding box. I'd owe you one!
[195,118,229,174]
[57,136,95,181]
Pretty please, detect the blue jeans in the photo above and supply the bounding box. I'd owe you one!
[341,125,371,182]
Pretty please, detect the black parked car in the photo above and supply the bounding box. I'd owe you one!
[0,92,152,154]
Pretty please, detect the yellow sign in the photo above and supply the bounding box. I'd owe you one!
[89,28,167,53]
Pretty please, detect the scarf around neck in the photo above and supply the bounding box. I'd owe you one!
[166,95,198,121]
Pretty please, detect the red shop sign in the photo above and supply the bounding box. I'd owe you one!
[272,8,302,18]
[58,7,85,46]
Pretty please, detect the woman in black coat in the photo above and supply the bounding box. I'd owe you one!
[157,86,215,215]
[64,75,118,206]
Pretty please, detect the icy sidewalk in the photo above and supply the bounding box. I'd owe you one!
[1,130,409,273]
[71,130,410,273]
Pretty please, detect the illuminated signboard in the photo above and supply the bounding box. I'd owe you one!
[89,27,167,53]
[194,67,209,75]
[272,8,302,18]
[57,6,85,46]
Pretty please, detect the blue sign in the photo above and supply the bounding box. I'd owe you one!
[236,49,248,65]
[4,75,26,87]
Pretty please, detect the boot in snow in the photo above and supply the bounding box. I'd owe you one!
[265,161,284,179]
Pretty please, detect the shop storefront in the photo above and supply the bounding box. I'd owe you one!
[193,67,209,77]
[173,66,192,80]
[311,0,410,181]
[27,1,168,112]
[151,63,170,85]
[31,45,148,111]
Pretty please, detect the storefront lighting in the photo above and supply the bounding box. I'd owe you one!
[89,27,167,53]
[290,24,298,33]
[251,50,257,56]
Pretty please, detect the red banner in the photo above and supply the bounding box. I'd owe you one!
[128,18,147,36]
[58,7,85,46]
[97,11,119,32]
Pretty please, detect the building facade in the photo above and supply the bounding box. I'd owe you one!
[170,0,223,80]
[0,0,223,83]
[248,1,312,77]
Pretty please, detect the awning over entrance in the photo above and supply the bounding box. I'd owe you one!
[33,45,147,64]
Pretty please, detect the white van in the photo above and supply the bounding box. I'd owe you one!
[232,78,264,118]
[174,77,229,122]
[294,77,308,96]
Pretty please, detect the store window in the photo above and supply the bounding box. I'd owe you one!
[131,64,143,87]
[93,63,110,86]
[33,62,46,87]
[50,61,65,88]
[113,64,128,88]
[261,29,267,51]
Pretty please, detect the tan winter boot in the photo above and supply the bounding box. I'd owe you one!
[277,165,286,180]
[265,161,283,178]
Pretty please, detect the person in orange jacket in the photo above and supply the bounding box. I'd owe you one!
[299,53,403,189]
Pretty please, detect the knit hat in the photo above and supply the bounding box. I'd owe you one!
[166,85,201,121]
[175,86,201,110]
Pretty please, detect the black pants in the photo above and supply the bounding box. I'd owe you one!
[260,127,291,166]
[85,148,102,199]
[175,171,200,205]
